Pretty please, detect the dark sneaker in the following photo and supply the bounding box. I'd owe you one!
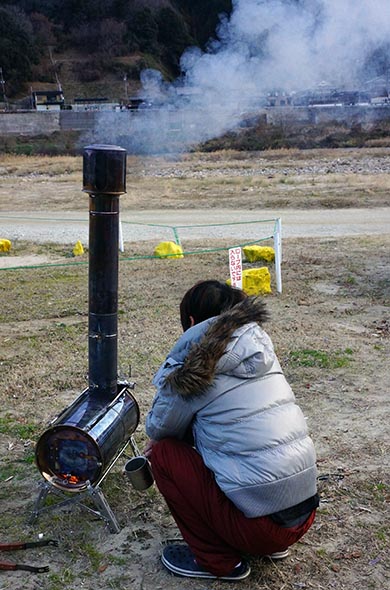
[161,543,251,580]
[266,549,289,560]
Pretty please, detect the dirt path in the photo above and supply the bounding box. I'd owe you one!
[1,207,389,245]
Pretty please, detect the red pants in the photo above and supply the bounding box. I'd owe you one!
[151,438,316,577]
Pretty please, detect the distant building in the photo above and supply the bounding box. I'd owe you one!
[267,91,292,107]
[32,90,65,111]
[71,97,120,111]
[363,76,389,101]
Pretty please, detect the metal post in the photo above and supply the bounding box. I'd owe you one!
[273,217,282,294]
[83,144,127,399]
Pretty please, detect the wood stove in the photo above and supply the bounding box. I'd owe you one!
[31,145,140,532]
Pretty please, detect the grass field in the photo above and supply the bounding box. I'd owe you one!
[0,150,389,590]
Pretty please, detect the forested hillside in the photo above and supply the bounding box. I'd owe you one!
[0,0,232,100]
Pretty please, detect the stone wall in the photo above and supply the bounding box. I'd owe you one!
[264,105,390,127]
[0,110,102,136]
[60,111,99,131]
[1,106,390,138]
[0,111,60,135]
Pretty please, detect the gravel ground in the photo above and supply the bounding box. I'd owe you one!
[0,207,389,245]
[139,153,390,178]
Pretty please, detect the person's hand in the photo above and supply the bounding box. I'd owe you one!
[143,438,157,459]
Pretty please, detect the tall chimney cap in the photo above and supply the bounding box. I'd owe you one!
[83,144,127,196]
[84,144,126,152]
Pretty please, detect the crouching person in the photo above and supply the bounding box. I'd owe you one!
[144,280,318,581]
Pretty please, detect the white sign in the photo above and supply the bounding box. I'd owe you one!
[229,247,242,289]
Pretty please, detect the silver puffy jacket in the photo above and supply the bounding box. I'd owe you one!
[146,297,317,518]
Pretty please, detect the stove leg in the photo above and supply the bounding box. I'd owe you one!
[28,481,120,533]
[28,481,51,524]
[87,483,120,533]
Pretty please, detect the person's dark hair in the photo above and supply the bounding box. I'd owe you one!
[180,280,247,331]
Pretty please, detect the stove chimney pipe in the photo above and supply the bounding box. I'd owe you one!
[34,145,140,502]
[83,144,127,399]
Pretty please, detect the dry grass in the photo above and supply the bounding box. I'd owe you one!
[1,147,390,212]
[0,151,389,590]
[0,154,82,176]
[0,232,389,590]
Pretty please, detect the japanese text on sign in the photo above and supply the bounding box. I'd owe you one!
[229,247,242,289]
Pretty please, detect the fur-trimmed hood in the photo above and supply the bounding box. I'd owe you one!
[165,297,273,397]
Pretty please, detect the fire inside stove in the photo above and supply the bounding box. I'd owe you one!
[38,428,103,489]
[35,384,139,492]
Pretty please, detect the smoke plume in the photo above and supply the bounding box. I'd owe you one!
[89,0,390,153]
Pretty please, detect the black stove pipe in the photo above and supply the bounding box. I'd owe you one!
[34,145,140,495]
[83,144,127,399]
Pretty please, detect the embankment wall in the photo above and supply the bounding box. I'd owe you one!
[1,106,390,138]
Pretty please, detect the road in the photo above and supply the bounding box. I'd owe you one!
[0,208,389,244]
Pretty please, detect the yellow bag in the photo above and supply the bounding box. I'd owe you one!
[243,245,275,263]
[228,267,271,295]
[0,239,11,252]
[72,240,85,256]
[154,241,184,259]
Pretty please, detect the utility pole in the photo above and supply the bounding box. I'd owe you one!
[0,67,8,110]
[48,46,65,108]
[49,47,63,92]
[123,74,128,103]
